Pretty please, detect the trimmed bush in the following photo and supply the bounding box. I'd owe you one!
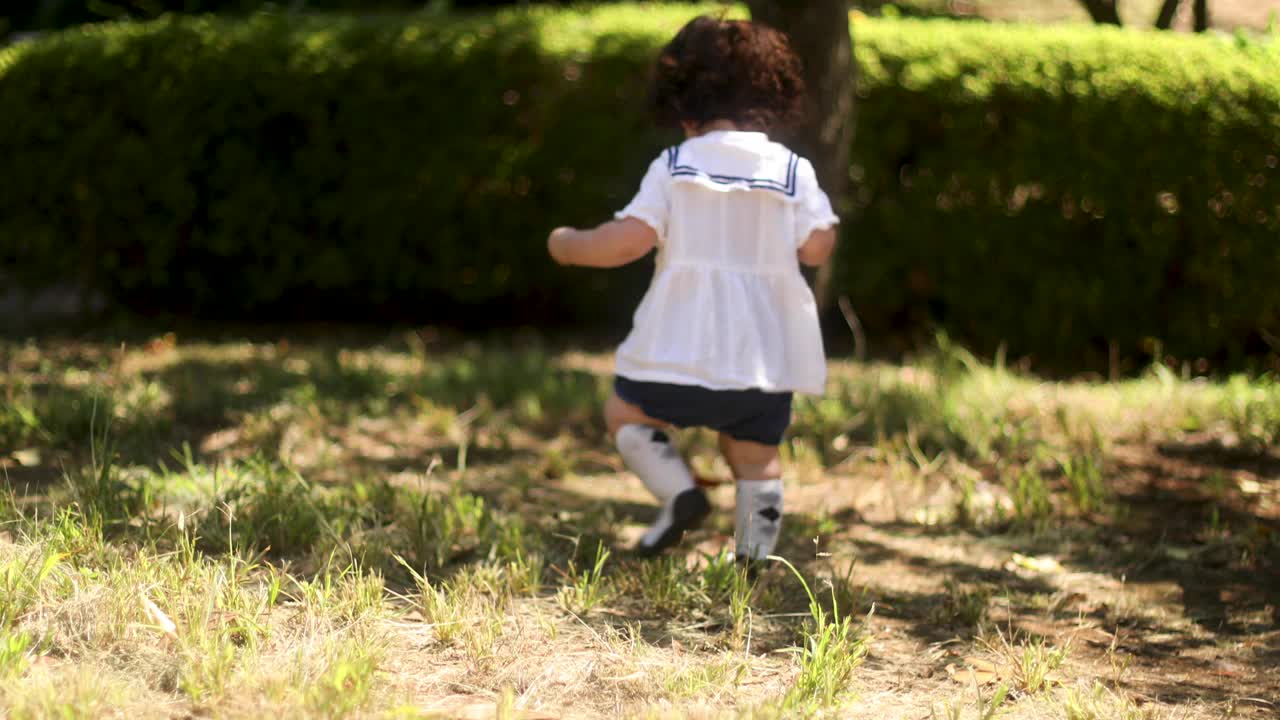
[0,7,691,325]
[849,19,1280,368]
[1,7,1278,369]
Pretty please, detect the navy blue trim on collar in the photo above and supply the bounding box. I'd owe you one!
[665,146,799,197]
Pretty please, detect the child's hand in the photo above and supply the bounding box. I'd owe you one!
[548,227,576,266]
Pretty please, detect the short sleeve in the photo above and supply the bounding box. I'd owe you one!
[614,152,671,239]
[793,157,840,246]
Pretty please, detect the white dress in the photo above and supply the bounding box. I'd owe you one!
[613,130,839,396]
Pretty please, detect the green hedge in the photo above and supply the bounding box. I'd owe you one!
[2,7,1278,369]
[0,6,688,325]
[850,19,1280,368]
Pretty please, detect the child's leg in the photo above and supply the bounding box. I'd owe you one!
[606,392,709,556]
[719,433,784,561]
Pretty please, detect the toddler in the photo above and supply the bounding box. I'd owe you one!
[547,15,839,562]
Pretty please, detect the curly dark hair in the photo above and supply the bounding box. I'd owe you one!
[649,15,808,134]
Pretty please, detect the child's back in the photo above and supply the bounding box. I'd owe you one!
[547,15,840,563]
[615,129,835,396]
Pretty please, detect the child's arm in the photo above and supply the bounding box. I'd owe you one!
[797,227,837,267]
[548,218,658,268]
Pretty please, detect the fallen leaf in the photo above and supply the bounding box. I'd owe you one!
[946,657,1001,685]
[964,657,1000,674]
[1006,553,1064,574]
[1049,592,1088,612]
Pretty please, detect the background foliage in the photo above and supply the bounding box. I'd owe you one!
[849,18,1280,367]
[1,5,1278,368]
[0,7,681,327]
[0,0,553,36]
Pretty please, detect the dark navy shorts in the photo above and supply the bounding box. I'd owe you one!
[614,376,793,446]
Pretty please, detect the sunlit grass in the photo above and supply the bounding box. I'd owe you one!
[0,333,1274,717]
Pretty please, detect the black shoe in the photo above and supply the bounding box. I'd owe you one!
[634,488,712,558]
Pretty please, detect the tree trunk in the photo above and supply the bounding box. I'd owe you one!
[746,0,855,310]
[1193,0,1209,32]
[1078,0,1123,25]
[1154,0,1182,29]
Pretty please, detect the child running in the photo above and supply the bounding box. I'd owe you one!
[546,15,839,563]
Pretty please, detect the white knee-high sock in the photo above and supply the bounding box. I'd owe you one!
[616,424,700,548]
[735,479,783,561]
[616,424,695,501]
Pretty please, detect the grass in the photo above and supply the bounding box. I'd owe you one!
[1061,681,1152,720]
[556,539,614,615]
[977,627,1071,697]
[3,665,132,720]
[774,556,870,716]
[931,578,992,629]
[0,332,1276,718]
[1223,374,1280,450]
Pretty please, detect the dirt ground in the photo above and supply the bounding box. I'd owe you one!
[1,337,1277,718]
[550,442,1280,718]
